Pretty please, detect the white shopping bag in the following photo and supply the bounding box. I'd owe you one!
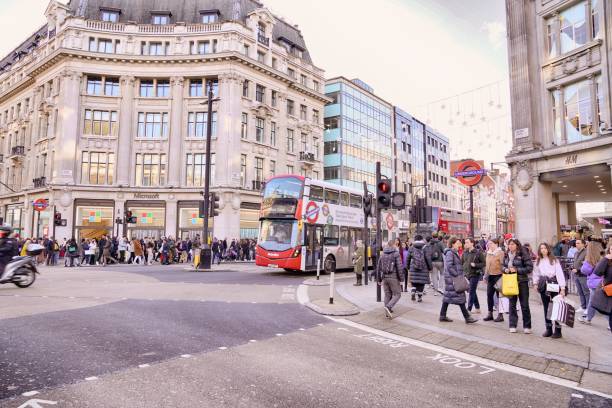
[498,296,510,314]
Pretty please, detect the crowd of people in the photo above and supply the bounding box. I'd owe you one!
[367,232,612,336]
[14,236,258,267]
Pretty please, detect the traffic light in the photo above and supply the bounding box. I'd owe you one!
[363,194,373,217]
[376,178,392,209]
[209,192,220,218]
[391,192,406,210]
[198,201,207,219]
[54,211,62,226]
[125,210,136,224]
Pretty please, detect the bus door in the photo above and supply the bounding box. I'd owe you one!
[305,224,323,270]
[339,227,352,268]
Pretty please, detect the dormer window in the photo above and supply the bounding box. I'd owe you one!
[100,8,120,23]
[200,10,219,24]
[151,13,171,25]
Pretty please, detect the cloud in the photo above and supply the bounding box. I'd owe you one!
[481,21,506,49]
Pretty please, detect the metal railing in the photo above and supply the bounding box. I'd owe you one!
[33,177,46,188]
[257,33,270,46]
[299,151,316,163]
[252,180,264,191]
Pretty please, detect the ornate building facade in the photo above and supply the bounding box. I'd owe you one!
[0,0,327,240]
[506,0,612,245]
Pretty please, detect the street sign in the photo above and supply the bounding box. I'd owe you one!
[454,159,485,187]
[32,199,49,212]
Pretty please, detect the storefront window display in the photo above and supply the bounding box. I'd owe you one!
[5,204,24,235]
[126,205,165,239]
[75,205,114,240]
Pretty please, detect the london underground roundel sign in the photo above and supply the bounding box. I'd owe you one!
[454,160,486,187]
[305,201,320,224]
[32,198,49,212]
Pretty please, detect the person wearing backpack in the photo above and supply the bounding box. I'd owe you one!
[427,233,445,295]
[440,237,478,324]
[377,240,404,319]
[462,237,486,314]
[407,235,432,302]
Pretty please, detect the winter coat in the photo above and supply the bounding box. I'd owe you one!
[103,241,111,257]
[462,248,485,279]
[407,241,432,285]
[593,257,612,314]
[442,248,466,305]
[583,260,603,290]
[353,246,364,273]
[503,249,533,283]
[424,239,445,263]
[133,240,144,256]
[376,247,403,282]
[573,248,586,275]
[485,248,504,276]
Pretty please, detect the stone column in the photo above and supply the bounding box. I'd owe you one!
[116,76,135,187]
[167,76,184,187]
[165,199,177,238]
[53,70,81,184]
[217,72,244,188]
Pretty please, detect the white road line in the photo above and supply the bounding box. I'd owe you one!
[249,340,257,343]
[138,364,150,368]
[332,318,612,400]
[22,391,39,397]
[181,354,192,358]
[275,333,284,336]
[85,377,98,381]
[299,328,305,331]
[571,394,584,399]
[218,347,228,350]
[296,284,309,305]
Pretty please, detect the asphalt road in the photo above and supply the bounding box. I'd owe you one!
[0,263,610,408]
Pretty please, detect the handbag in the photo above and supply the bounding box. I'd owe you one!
[604,283,612,297]
[591,286,612,315]
[494,276,503,292]
[452,275,469,293]
[502,273,519,296]
[546,283,560,293]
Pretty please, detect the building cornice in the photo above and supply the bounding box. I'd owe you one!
[506,133,612,164]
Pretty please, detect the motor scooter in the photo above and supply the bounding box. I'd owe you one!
[0,243,44,288]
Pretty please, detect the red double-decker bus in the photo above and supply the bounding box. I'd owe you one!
[256,175,365,273]
[434,207,470,238]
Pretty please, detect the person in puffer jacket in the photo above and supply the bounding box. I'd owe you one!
[503,239,533,334]
[580,241,603,324]
[439,237,478,324]
[406,235,432,302]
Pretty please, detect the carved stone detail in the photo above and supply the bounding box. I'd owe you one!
[511,160,537,192]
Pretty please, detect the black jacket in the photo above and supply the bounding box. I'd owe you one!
[503,249,533,283]
[462,248,485,279]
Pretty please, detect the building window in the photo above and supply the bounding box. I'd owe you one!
[81,151,114,185]
[189,78,218,97]
[287,99,295,116]
[256,84,265,103]
[300,104,307,120]
[301,133,307,152]
[287,129,294,153]
[187,112,217,138]
[241,113,248,139]
[270,122,276,146]
[324,141,338,154]
[592,0,601,38]
[271,91,278,107]
[272,57,278,70]
[300,74,307,86]
[243,43,250,56]
[257,51,265,63]
[287,68,295,79]
[287,165,294,174]
[83,109,118,136]
[313,81,320,92]
[556,76,602,143]
[242,80,249,98]
[191,40,217,55]
[256,117,265,143]
[139,79,169,97]
[135,153,167,186]
[142,42,167,56]
[137,112,169,138]
[90,38,115,53]
[201,12,218,24]
[101,10,120,22]
[86,76,102,95]
[87,76,120,96]
[270,160,276,177]
[186,153,215,187]
[313,137,319,159]
[312,109,319,124]
[324,166,339,180]
[240,154,247,187]
[255,157,264,182]
[152,14,170,25]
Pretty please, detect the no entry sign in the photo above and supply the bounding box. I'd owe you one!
[454,160,485,187]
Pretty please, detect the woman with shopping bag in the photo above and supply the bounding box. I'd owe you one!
[532,243,566,338]
[503,239,533,334]
[592,246,612,332]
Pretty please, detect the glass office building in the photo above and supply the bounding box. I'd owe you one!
[324,78,394,190]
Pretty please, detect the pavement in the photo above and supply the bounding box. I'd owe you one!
[0,262,611,407]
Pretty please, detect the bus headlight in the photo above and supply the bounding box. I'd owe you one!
[292,247,301,257]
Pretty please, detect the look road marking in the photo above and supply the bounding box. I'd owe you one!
[428,353,495,375]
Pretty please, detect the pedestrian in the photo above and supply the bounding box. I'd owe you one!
[567,240,578,259]
[503,239,533,334]
[406,235,431,302]
[426,232,445,295]
[352,240,365,286]
[439,237,478,324]
[377,240,403,319]
[533,243,566,338]
[483,238,505,323]
[65,238,79,267]
[463,237,485,314]
[571,239,590,317]
[118,237,127,263]
[579,240,604,324]
[132,238,144,264]
[592,246,612,331]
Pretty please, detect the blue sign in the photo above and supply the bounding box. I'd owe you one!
[454,169,486,177]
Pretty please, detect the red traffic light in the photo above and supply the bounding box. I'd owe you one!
[377,181,391,193]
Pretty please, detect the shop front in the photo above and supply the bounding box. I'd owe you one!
[5,202,25,235]
[177,201,213,240]
[125,201,166,239]
[240,202,260,239]
[74,200,115,240]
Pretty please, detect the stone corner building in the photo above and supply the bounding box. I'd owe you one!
[505,0,611,245]
[0,0,326,241]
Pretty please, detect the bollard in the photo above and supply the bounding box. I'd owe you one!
[329,268,335,304]
[316,254,321,280]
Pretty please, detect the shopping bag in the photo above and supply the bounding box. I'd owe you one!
[498,296,510,314]
[193,253,200,268]
[564,302,575,328]
[502,273,519,296]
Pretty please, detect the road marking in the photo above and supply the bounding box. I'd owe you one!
[181,354,192,358]
[218,346,228,350]
[427,353,494,374]
[138,364,150,368]
[299,328,305,331]
[571,394,584,399]
[296,284,309,305]
[353,333,411,348]
[333,318,612,400]
[275,333,284,336]
[337,327,349,331]
[85,376,98,381]
[249,340,257,343]
[17,399,57,408]
[21,391,39,397]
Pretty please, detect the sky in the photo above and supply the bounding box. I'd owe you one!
[0,0,512,164]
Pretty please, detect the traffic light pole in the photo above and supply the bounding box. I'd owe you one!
[362,181,369,287]
[469,186,475,237]
[375,161,382,302]
[198,82,215,270]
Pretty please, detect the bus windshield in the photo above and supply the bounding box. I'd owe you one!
[263,177,303,200]
[258,219,298,252]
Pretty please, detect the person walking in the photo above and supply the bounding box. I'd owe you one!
[463,237,486,314]
[593,246,612,331]
[580,240,604,324]
[427,233,445,295]
[406,235,431,302]
[503,239,533,334]
[65,238,79,267]
[483,238,505,322]
[533,243,566,338]
[352,240,365,286]
[377,240,403,319]
[571,239,590,316]
[132,238,144,265]
[439,237,478,324]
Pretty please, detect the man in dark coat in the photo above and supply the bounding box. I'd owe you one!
[462,237,486,313]
[407,235,432,302]
[440,237,478,324]
[377,240,403,319]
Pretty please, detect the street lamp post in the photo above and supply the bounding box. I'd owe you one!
[198,81,219,270]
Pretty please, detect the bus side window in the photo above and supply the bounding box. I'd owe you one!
[324,189,339,205]
[350,194,362,208]
[310,185,324,202]
[340,192,349,207]
[324,224,339,246]
[340,227,350,246]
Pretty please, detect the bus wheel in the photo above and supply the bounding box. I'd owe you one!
[324,256,336,274]
[283,268,294,273]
